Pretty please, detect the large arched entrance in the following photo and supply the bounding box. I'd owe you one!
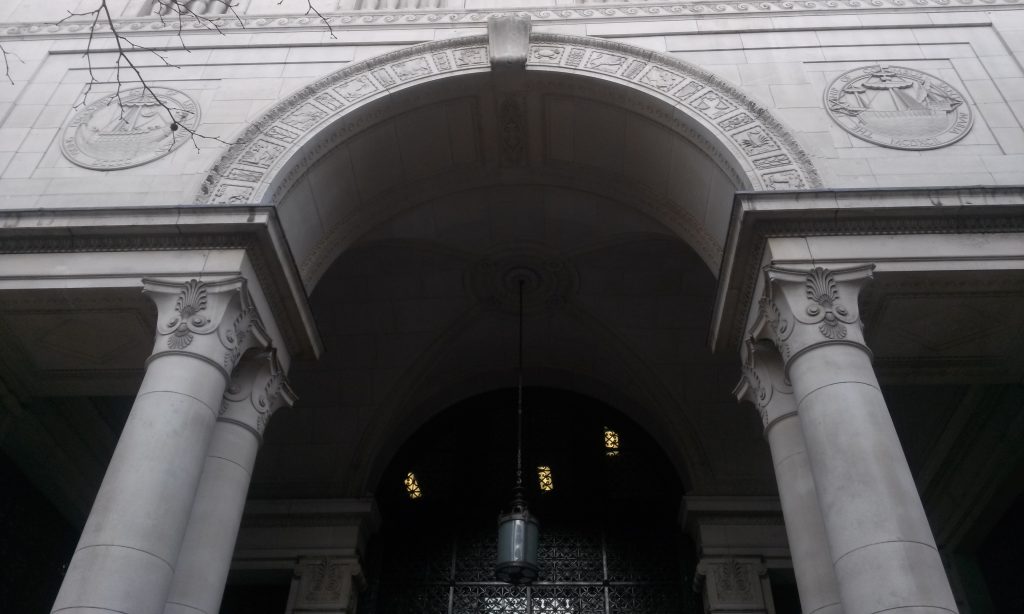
[221,21,812,611]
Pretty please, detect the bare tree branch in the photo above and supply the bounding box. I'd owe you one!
[1,42,26,85]
[52,0,336,150]
[283,0,337,39]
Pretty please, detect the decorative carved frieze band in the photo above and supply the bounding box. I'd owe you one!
[195,29,819,210]
[5,0,1017,39]
[750,265,875,370]
[143,277,271,380]
[219,350,296,441]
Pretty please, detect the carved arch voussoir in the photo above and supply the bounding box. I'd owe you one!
[195,32,820,207]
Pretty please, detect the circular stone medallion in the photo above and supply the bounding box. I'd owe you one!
[61,87,200,170]
[824,65,972,150]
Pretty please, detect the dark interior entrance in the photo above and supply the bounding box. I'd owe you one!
[360,388,700,614]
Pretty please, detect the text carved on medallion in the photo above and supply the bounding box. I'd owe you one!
[825,65,972,150]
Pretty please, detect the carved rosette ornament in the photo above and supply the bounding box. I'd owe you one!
[219,351,296,441]
[143,277,270,379]
[751,265,875,371]
[733,340,793,431]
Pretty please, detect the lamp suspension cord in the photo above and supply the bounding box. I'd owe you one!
[515,278,524,491]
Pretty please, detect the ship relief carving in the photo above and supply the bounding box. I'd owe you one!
[825,65,972,150]
[61,87,200,170]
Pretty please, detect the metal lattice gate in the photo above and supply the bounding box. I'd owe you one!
[360,522,700,614]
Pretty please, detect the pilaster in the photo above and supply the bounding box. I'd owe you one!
[695,557,773,614]
[288,557,365,614]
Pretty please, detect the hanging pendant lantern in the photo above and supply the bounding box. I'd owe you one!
[495,278,540,584]
[495,486,540,584]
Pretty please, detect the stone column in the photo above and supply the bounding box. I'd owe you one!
[753,265,958,614]
[695,557,772,614]
[735,341,843,614]
[52,278,267,614]
[287,557,365,614]
[164,351,296,614]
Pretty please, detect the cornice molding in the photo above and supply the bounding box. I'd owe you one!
[1,0,1018,38]
[710,186,1024,355]
[0,206,322,361]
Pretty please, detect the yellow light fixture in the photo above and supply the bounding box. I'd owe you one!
[404,472,422,500]
[537,466,554,491]
[604,427,620,457]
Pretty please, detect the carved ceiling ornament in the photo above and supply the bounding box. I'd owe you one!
[61,87,200,170]
[195,31,820,209]
[825,65,972,150]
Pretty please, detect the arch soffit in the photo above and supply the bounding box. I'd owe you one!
[195,32,822,249]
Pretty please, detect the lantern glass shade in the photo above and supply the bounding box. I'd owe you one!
[495,509,540,584]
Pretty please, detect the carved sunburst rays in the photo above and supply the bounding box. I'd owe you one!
[804,267,852,340]
[168,279,211,349]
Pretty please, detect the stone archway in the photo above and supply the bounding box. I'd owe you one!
[196,25,820,287]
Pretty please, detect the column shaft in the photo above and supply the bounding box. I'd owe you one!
[164,422,259,614]
[766,414,843,614]
[51,354,225,614]
[164,350,293,614]
[790,344,957,614]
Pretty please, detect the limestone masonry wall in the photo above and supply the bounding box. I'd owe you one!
[1,1,1023,209]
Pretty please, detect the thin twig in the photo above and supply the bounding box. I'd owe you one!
[55,0,241,150]
[1,44,25,85]
[281,0,336,39]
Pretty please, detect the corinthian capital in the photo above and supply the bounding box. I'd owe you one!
[734,340,794,431]
[219,350,296,440]
[751,265,875,368]
[143,277,270,379]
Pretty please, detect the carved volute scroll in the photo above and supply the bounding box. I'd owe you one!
[750,265,875,371]
[695,557,770,613]
[219,350,297,442]
[733,340,794,432]
[143,277,271,380]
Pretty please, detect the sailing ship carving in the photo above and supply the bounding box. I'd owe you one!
[825,65,972,150]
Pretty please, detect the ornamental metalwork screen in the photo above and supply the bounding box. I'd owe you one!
[360,520,699,614]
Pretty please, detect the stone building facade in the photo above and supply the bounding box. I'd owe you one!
[0,0,1022,613]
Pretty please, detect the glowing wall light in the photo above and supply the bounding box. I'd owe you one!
[404,472,423,499]
[604,427,620,457]
[537,466,554,491]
